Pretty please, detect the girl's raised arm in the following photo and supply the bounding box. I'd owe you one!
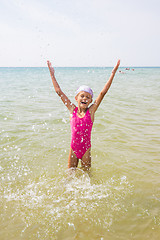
[90,59,120,114]
[47,61,76,113]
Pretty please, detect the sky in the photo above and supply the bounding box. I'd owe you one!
[0,0,160,67]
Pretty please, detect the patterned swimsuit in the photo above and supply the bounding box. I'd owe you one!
[70,107,93,159]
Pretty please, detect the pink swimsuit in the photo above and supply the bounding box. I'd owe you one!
[70,107,93,159]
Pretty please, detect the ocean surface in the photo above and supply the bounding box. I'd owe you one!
[0,66,160,240]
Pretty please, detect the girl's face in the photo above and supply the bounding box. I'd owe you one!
[75,91,92,109]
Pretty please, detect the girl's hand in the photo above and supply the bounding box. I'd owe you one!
[47,60,55,75]
[112,59,120,74]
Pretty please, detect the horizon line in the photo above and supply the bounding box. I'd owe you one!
[0,66,160,68]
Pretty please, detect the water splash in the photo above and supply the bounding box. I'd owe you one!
[0,167,133,238]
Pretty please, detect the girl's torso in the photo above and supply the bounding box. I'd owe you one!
[70,107,93,140]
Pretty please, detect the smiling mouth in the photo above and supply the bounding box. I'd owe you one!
[81,101,87,104]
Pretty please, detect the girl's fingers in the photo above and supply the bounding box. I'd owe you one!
[47,61,50,67]
[115,60,120,70]
[117,59,120,67]
[47,61,55,74]
[47,61,53,70]
[112,60,120,73]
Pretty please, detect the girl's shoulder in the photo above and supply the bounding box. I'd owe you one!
[89,104,95,113]
[70,105,77,115]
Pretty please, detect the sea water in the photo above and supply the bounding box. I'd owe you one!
[0,67,160,239]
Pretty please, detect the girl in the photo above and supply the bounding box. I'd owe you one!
[47,60,120,170]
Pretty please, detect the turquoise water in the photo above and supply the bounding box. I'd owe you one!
[0,67,160,239]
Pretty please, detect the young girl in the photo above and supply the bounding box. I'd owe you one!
[47,60,120,170]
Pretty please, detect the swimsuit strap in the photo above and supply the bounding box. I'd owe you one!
[72,107,78,116]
